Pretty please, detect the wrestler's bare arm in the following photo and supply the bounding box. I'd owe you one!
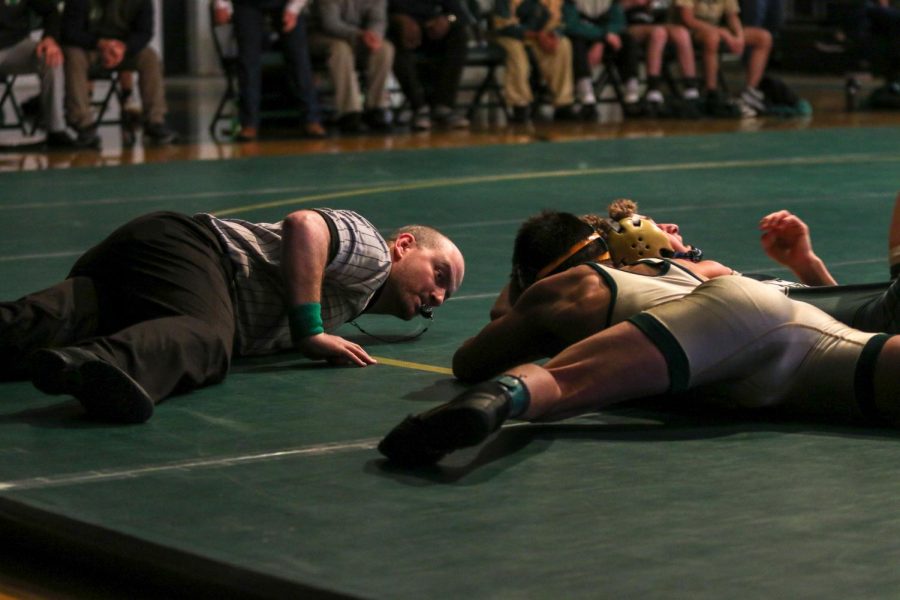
[455,267,611,382]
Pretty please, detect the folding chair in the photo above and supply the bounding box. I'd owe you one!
[0,75,30,135]
[593,50,628,109]
[89,68,129,127]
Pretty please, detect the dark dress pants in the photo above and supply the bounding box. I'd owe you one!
[233,0,322,128]
[0,213,236,403]
[390,18,469,110]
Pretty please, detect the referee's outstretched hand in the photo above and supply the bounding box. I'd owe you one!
[297,333,377,367]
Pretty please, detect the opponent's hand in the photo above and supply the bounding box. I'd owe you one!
[759,210,813,268]
[296,333,377,367]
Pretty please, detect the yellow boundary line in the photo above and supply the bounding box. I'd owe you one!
[213,153,900,216]
[372,356,453,375]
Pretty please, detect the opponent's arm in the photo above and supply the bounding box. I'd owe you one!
[455,268,606,382]
[759,210,837,286]
[282,210,376,366]
[489,283,513,320]
[453,277,576,382]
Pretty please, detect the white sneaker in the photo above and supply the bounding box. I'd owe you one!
[645,89,664,104]
[740,86,766,114]
[576,77,597,105]
[624,78,640,104]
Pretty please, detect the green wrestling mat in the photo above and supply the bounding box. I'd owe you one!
[1,127,900,598]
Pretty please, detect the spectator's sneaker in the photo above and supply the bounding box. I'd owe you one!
[144,121,179,144]
[363,108,392,131]
[740,86,766,115]
[44,130,79,149]
[644,89,665,117]
[433,106,469,129]
[624,77,641,104]
[337,111,365,133]
[74,126,101,149]
[412,107,432,131]
[378,380,513,467]
[30,347,155,424]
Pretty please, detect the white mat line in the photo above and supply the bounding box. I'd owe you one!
[0,182,375,212]
[0,438,380,492]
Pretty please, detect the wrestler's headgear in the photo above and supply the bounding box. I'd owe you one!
[604,214,675,265]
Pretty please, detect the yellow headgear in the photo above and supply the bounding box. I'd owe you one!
[605,215,673,265]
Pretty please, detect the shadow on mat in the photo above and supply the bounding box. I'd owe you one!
[0,401,126,429]
[368,406,900,484]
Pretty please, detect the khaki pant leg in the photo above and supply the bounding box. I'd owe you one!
[132,47,167,124]
[63,46,95,129]
[492,36,532,108]
[364,39,394,110]
[529,36,574,107]
[310,34,361,116]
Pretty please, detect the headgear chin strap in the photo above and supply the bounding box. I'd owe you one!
[535,233,609,280]
[673,246,703,262]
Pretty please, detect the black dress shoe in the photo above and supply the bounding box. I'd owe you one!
[553,104,579,121]
[337,112,365,133]
[363,108,392,131]
[30,347,155,424]
[74,127,101,149]
[508,105,531,124]
[144,121,179,144]
[378,380,512,467]
[580,103,599,121]
[44,131,79,148]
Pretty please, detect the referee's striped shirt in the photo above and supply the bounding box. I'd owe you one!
[196,209,391,356]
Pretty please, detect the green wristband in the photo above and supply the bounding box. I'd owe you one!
[288,302,324,343]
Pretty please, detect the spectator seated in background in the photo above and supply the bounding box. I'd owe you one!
[388,0,473,130]
[492,0,578,123]
[61,0,178,148]
[562,0,644,118]
[309,0,396,133]
[0,0,80,147]
[670,0,772,117]
[214,0,326,141]
[620,0,703,116]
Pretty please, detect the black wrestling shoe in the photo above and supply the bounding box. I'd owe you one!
[378,381,513,467]
[30,347,155,424]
